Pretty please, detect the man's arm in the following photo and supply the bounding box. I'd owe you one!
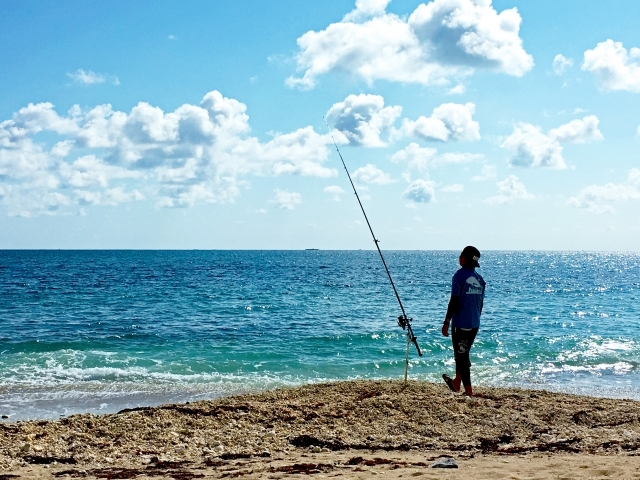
[446,294,461,320]
[442,294,461,337]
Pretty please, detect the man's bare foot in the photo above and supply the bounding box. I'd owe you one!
[453,377,462,392]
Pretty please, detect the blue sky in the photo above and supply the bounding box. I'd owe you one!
[1,0,640,250]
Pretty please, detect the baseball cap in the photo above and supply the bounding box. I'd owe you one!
[461,246,481,268]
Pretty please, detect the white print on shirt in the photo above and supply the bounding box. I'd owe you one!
[466,276,483,295]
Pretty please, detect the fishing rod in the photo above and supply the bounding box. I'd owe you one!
[324,119,422,383]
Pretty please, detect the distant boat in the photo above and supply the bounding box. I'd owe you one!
[305,248,320,251]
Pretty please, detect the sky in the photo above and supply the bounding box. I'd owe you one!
[1,0,640,250]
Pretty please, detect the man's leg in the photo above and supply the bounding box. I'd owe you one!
[459,359,473,396]
[451,372,471,395]
[453,371,462,392]
[457,348,472,394]
[453,328,478,396]
[450,329,464,392]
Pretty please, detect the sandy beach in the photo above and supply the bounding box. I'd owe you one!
[2,380,640,479]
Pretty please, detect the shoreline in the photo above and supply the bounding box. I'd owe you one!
[6,376,640,423]
[3,379,640,478]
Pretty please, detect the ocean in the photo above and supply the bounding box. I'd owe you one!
[1,250,639,420]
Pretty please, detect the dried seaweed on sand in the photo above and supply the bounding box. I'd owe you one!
[2,380,640,473]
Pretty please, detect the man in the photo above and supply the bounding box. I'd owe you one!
[441,246,485,397]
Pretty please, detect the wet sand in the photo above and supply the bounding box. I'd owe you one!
[2,380,640,479]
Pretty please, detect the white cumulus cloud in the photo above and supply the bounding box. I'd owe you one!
[1,102,79,140]
[485,175,533,204]
[391,143,437,170]
[59,155,141,188]
[287,0,533,89]
[582,39,640,92]
[567,169,640,213]
[0,90,340,216]
[50,140,75,158]
[325,94,402,147]
[502,124,565,169]
[324,185,346,201]
[548,115,604,143]
[352,164,393,184]
[403,178,436,204]
[397,103,480,142]
[343,0,392,22]
[501,116,603,169]
[552,54,573,75]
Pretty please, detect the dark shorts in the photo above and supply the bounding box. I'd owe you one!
[452,327,478,361]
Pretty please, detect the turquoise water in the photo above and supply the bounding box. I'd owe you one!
[0,250,639,420]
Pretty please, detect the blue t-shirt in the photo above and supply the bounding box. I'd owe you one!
[451,267,485,329]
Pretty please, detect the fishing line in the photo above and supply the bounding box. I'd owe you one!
[323,119,422,382]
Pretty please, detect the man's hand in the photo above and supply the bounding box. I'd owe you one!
[441,319,450,337]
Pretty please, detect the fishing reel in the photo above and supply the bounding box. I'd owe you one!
[398,315,423,357]
[397,315,412,329]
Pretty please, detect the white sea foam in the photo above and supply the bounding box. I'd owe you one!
[0,371,328,420]
[540,361,635,375]
[557,337,637,362]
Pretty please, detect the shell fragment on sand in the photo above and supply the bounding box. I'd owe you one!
[431,456,458,468]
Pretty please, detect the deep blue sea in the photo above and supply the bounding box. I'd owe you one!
[1,250,639,420]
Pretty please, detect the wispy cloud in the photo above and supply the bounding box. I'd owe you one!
[485,175,534,205]
[472,164,496,182]
[441,183,463,193]
[447,84,466,95]
[568,169,640,213]
[552,54,573,75]
[271,189,302,210]
[67,69,119,86]
[391,143,483,171]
